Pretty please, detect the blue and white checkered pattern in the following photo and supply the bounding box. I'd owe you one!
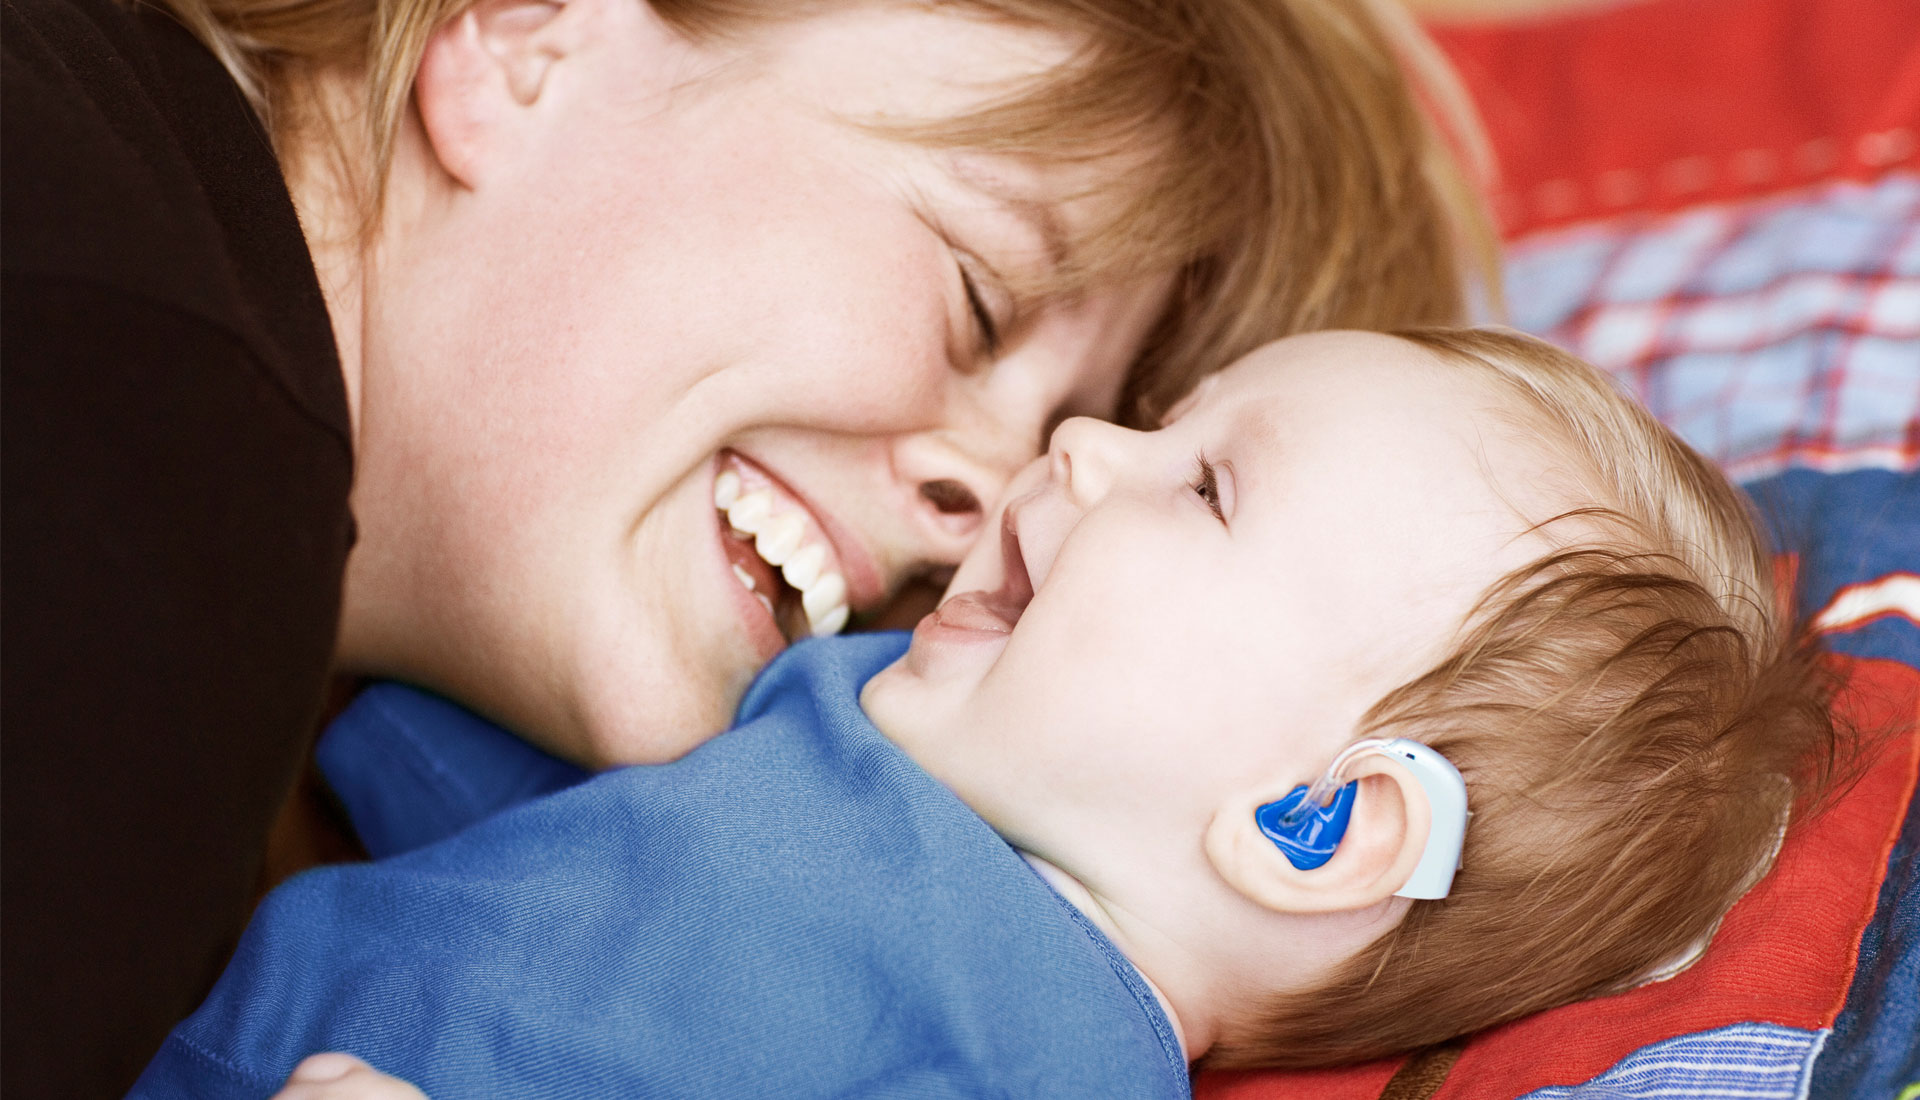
[1518,1023,1826,1100]
[1500,169,1919,1100]
[1505,173,1920,482]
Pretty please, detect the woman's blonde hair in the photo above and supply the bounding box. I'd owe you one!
[1207,329,1848,1069]
[153,0,1496,425]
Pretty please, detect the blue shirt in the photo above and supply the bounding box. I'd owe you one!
[313,676,592,860]
[133,634,1191,1099]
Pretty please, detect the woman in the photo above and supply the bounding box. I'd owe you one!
[1,0,1486,1092]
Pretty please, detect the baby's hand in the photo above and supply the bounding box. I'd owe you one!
[271,1054,427,1100]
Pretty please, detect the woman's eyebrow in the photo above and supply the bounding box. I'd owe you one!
[997,192,1069,273]
[948,157,1071,275]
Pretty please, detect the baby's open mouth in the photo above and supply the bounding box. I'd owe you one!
[714,452,851,642]
[930,508,1034,634]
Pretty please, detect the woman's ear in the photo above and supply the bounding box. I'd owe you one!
[1204,755,1433,914]
[412,0,638,187]
[415,0,567,187]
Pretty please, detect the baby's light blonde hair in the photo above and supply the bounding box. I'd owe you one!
[148,0,1495,426]
[1208,328,1846,1069]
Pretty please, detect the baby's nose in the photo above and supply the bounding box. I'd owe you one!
[1047,416,1134,506]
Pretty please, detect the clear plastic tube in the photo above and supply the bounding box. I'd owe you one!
[1278,737,1395,826]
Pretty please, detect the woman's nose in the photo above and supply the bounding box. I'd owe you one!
[1047,416,1137,507]
[887,368,1069,563]
[918,478,982,517]
[889,431,1027,563]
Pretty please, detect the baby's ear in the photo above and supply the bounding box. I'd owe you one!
[1204,755,1433,914]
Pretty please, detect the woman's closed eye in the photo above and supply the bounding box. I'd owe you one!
[955,252,1003,356]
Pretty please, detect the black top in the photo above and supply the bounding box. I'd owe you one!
[2,0,353,1091]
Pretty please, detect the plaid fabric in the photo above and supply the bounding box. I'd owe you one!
[1518,1023,1824,1100]
[1504,172,1920,482]
[1812,755,1920,1100]
[1749,468,1920,668]
[1480,166,1920,1100]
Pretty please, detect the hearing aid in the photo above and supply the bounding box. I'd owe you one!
[1254,737,1469,900]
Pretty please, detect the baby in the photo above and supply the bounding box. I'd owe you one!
[135,330,1837,1097]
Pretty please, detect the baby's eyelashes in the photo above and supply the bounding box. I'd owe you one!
[1191,454,1226,521]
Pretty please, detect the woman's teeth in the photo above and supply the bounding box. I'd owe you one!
[755,513,805,564]
[781,543,826,590]
[801,573,848,628]
[714,469,850,637]
[715,468,743,509]
[731,564,774,615]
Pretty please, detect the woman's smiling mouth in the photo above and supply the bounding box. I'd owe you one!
[713,451,853,643]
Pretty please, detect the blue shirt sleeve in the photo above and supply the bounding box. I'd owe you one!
[137,636,1191,1100]
[316,683,589,858]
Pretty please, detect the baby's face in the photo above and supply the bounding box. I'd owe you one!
[861,331,1558,870]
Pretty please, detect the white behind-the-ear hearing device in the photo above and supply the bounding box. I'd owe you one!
[1379,739,1468,899]
[1260,737,1469,899]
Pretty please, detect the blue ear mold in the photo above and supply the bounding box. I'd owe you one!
[1254,781,1358,870]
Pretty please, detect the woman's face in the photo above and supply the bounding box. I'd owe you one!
[342,0,1169,765]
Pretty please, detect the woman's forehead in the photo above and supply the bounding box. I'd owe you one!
[739,6,1081,118]
[678,9,1129,260]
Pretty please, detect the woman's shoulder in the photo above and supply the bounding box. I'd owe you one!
[3,0,346,442]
